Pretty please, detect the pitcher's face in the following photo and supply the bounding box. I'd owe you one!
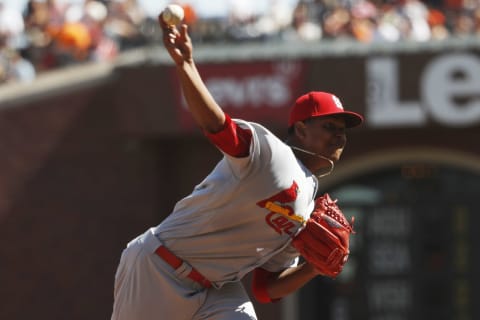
[298,116,347,163]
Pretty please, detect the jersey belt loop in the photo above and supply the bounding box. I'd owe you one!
[173,261,192,279]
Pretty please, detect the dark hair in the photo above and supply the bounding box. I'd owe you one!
[287,118,313,137]
[287,126,295,136]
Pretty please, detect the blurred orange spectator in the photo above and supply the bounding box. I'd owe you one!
[350,0,378,43]
[428,8,446,26]
[351,18,376,42]
[182,3,198,26]
[53,22,92,60]
[427,8,449,39]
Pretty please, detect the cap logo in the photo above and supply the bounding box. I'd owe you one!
[332,95,344,110]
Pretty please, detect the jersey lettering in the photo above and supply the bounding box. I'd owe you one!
[265,212,297,235]
[257,181,304,235]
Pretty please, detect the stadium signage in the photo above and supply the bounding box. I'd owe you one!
[366,53,480,128]
[176,61,305,129]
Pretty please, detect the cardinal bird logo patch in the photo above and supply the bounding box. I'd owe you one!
[257,181,303,236]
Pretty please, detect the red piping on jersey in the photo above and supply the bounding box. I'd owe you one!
[204,114,252,157]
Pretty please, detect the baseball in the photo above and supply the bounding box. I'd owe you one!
[162,4,184,26]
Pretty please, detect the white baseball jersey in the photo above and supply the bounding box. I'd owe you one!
[152,119,319,287]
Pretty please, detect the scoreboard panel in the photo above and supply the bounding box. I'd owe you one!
[299,164,479,320]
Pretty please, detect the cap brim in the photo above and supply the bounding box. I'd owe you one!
[313,111,364,128]
[339,111,364,128]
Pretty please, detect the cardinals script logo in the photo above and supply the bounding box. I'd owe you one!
[257,181,304,236]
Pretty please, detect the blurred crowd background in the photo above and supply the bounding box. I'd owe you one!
[0,0,479,84]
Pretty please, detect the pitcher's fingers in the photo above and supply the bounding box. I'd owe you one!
[179,24,190,41]
[162,26,181,47]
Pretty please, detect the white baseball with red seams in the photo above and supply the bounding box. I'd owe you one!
[162,4,184,25]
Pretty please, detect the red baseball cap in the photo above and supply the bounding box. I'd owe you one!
[288,91,363,128]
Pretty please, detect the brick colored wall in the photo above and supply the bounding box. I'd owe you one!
[0,76,281,319]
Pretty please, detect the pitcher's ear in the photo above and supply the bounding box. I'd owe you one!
[293,121,308,140]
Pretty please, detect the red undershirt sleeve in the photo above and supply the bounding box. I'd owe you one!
[251,268,280,304]
[204,114,252,158]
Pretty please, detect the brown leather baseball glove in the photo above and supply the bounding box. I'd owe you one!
[292,193,354,278]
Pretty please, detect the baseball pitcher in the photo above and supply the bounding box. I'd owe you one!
[111,10,363,320]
